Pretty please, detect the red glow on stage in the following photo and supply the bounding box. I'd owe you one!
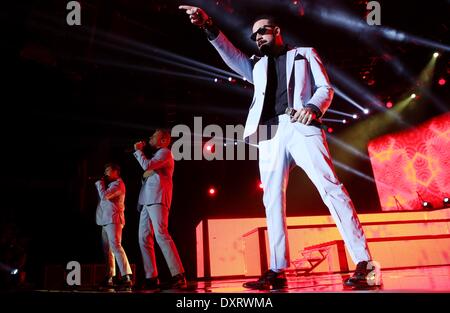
[368,113,450,211]
[438,78,446,86]
[386,101,393,108]
[208,187,216,196]
[327,127,334,133]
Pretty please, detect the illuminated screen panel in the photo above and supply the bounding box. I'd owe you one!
[368,113,450,211]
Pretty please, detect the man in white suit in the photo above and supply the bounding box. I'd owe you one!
[95,163,133,289]
[134,129,186,290]
[180,6,380,289]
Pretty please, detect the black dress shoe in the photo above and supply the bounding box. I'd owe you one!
[98,276,115,290]
[344,261,382,288]
[169,273,187,289]
[141,277,159,290]
[115,274,133,290]
[243,270,288,290]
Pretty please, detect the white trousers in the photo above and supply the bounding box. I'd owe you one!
[101,223,132,277]
[258,115,371,270]
[138,204,184,278]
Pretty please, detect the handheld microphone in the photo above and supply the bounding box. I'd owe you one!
[124,139,147,153]
[285,107,296,117]
[285,107,322,127]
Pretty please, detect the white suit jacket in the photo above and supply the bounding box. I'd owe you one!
[134,148,174,208]
[209,31,334,141]
[95,178,126,226]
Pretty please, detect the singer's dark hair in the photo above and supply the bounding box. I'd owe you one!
[155,128,171,144]
[252,14,280,28]
[104,163,121,175]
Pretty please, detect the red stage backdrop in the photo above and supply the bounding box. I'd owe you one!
[368,113,450,211]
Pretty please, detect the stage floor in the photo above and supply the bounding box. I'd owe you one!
[32,265,450,293]
[192,265,450,293]
[5,267,448,311]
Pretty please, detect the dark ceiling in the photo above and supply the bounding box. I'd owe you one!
[3,0,449,132]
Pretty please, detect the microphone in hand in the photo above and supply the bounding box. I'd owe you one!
[134,140,146,151]
[89,175,108,183]
[124,140,146,153]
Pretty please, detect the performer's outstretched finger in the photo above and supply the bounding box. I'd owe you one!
[179,5,195,12]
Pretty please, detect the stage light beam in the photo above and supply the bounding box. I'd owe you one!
[327,109,359,119]
[322,118,348,124]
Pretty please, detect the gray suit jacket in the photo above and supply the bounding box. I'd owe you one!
[95,178,126,226]
[134,148,174,208]
[209,31,334,142]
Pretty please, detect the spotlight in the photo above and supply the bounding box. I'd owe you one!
[386,101,393,108]
[433,52,439,58]
[438,78,446,86]
[410,93,416,99]
[10,269,19,275]
[214,78,218,83]
[352,114,358,119]
[417,192,433,209]
[243,77,247,82]
[444,197,449,208]
[258,182,264,190]
[228,77,232,82]
[363,109,370,114]
[208,187,216,196]
[205,144,215,153]
[342,119,347,124]
[327,127,334,133]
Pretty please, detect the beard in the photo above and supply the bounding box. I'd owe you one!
[258,40,275,56]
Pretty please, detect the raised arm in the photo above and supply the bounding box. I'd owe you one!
[179,5,254,83]
[134,149,171,171]
[95,179,124,201]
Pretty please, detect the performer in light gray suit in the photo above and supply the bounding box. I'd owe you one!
[95,163,133,289]
[180,5,381,289]
[134,129,186,290]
